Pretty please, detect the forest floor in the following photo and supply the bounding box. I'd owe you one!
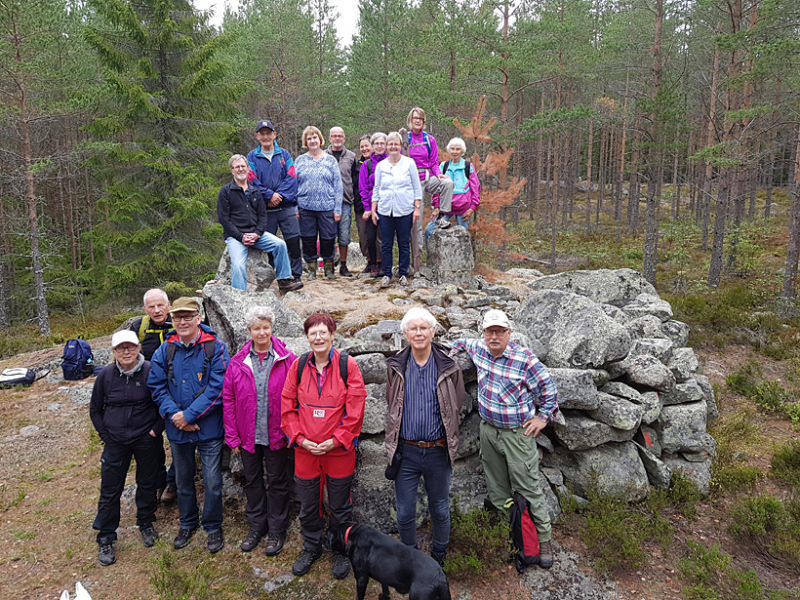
[1,263,800,600]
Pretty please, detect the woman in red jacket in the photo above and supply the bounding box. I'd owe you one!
[222,306,297,556]
[281,313,366,580]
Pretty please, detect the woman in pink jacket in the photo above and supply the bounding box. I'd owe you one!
[222,306,297,557]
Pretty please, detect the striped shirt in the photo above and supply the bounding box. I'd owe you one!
[400,353,444,442]
[250,345,275,447]
[450,339,558,429]
[295,153,343,214]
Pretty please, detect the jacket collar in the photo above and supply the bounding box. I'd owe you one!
[253,142,283,159]
[387,342,455,374]
[233,337,291,366]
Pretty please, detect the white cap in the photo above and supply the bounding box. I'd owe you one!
[482,309,511,330]
[111,330,140,348]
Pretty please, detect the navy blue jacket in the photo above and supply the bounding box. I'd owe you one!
[246,142,298,209]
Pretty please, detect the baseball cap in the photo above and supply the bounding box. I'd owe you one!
[111,330,140,348]
[256,119,275,133]
[170,297,201,314]
[482,309,510,330]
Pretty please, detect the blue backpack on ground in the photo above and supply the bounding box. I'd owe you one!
[62,337,94,380]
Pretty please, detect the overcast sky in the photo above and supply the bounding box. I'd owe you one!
[194,0,360,46]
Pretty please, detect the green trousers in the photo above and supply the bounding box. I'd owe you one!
[479,420,552,542]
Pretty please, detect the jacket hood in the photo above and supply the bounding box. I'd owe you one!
[386,342,456,374]
[230,336,292,366]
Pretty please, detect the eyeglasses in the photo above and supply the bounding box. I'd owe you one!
[113,346,138,353]
[483,328,509,338]
[307,331,330,339]
[407,327,431,334]
[172,313,199,322]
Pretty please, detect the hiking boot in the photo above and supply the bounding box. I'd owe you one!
[431,551,446,568]
[292,547,322,576]
[306,262,317,280]
[264,532,286,557]
[98,543,116,566]
[339,264,353,277]
[293,275,305,289]
[538,540,553,569]
[278,278,303,293]
[208,529,224,554]
[140,524,159,548]
[331,551,351,579]
[379,276,391,288]
[437,216,452,229]
[323,259,336,280]
[399,275,409,286]
[370,264,381,278]
[160,484,177,504]
[173,526,198,550]
[240,530,264,553]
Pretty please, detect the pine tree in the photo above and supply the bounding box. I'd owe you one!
[83,0,245,290]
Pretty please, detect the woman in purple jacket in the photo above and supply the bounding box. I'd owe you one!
[223,306,297,556]
[359,132,388,277]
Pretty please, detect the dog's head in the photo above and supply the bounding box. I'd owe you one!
[324,521,356,553]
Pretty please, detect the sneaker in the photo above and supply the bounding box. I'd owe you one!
[331,551,351,579]
[399,276,409,286]
[240,530,264,553]
[208,529,224,554]
[292,547,322,576]
[264,532,286,557]
[278,278,303,293]
[140,524,159,548]
[98,543,116,566]
[538,540,553,569]
[431,551,446,568]
[339,264,353,277]
[436,216,452,229]
[379,276,391,288]
[160,485,177,504]
[173,526,198,550]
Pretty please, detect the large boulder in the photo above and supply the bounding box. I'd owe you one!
[552,411,636,451]
[526,268,657,308]
[202,284,305,355]
[635,444,672,489]
[695,375,719,420]
[660,378,705,406]
[653,402,716,455]
[662,454,713,496]
[544,442,650,501]
[549,369,600,410]
[662,320,690,347]
[362,384,388,435]
[354,353,388,384]
[427,226,474,286]
[587,392,645,431]
[621,293,674,322]
[624,355,677,392]
[514,290,632,369]
[668,348,700,382]
[351,439,398,531]
[628,338,673,364]
[216,247,276,292]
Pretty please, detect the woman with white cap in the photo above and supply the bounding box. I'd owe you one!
[89,330,164,567]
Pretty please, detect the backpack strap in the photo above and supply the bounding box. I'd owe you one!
[407,132,433,159]
[192,340,217,400]
[296,352,311,387]
[296,351,349,389]
[464,160,471,178]
[165,342,178,387]
[137,316,150,343]
[442,160,450,176]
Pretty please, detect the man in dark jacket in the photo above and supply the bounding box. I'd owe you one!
[218,154,301,293]
[128,287,177,502]
[148,297,231,554]
[385,307,465,566]
[247,120,303,281]
[326,127,359,277]
[90,330,164,567]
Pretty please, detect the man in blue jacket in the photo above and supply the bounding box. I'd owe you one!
[247,120,303,281]
[148,297,230,554]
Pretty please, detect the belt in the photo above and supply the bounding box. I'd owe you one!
[401,437,446,449]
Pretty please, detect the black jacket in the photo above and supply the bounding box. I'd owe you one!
[128,316,172,361]
[217,180,268,242]
[90,362,164,445]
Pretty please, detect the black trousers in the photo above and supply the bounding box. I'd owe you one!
[240,445,292,535]
[365,218,381,266]
[295,472,354,550]
[93,432,161,544]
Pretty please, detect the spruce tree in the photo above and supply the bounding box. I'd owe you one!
[83,0,245,290]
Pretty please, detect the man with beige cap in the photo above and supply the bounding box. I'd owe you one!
[450,309,559,569]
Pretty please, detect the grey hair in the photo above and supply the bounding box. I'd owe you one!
[401,306,437,333]
[447,137,467,154]
[370,132,387,145]
[386,131,403,146]
[229,154,248,169]
[143,288,168,306]
[244,306,275,329]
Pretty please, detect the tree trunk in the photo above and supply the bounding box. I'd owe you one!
[708,168,729,287]
[585,112,594,236]
[781,126,800,303]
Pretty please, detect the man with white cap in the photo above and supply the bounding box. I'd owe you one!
[450,309,559,569]
[90,330,164,566]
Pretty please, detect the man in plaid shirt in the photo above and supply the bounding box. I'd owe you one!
[450,309,559,569]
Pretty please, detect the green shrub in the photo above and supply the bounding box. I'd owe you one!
[446,501,510,578]
[711,464,763,492]
[729,494,800,572]
[771,441,800,491]
[668,470,703,518]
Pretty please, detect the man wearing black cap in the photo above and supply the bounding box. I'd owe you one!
[246,120,303,282]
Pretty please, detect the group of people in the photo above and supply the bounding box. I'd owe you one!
[90,288,558,578]
[217,108,482,291]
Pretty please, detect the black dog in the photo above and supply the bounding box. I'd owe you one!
[325,522,451,600]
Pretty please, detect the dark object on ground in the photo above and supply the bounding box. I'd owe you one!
[241,529,264,552]
[173,526,198,549]
[292,547,322,576]
[265,532,286,556]
[0,368,35,388]
[62,337,94,380]
[508,491,540,573]
[326,522,451,600]
[208,529,224,553]
[98,543,116,566]
[160,485,177,504]
[140,524,159,547]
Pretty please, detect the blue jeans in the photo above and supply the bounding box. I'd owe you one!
[424,214,470,246]
[225,233,292,288]
[171,438,223,533]
[379,212,413,278]
[266,205,303,279]
[337,203,352,247]
[394,443,451,554]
